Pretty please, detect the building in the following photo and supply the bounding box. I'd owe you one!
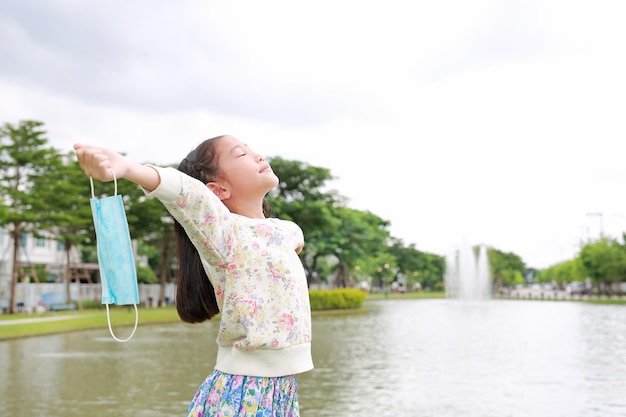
[0,227,82,283]
[0,226,174,313]
[0,227,83,311]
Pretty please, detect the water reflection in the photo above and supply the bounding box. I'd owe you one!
[1,299,626,417]
[297,299,626,417]
[0,322,216,417]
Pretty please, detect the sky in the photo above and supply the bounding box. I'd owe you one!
[1,0,625,269]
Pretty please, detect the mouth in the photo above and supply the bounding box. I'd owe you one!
[260,163,272,173]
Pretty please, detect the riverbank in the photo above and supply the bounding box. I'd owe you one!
[0,292,446,341]
[10,290,623,341]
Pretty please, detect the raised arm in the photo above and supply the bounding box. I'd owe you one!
[73,143,161,192]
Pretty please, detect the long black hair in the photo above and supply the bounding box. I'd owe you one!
[174,136,225,323]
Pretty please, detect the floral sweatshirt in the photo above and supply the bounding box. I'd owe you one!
[145,166,313,377]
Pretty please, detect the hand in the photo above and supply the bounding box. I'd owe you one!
[73,143,129,182]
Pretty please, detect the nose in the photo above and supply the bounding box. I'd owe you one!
[257,153,264,162]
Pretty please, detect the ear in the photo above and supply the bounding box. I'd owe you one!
[207,181,231,201]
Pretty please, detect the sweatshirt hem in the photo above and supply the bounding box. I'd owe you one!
[215,342,313,377]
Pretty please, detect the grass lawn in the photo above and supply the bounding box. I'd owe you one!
[0,306,182,341]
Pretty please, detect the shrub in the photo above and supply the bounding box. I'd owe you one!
[136,265,156,284]
[308,288,366,310]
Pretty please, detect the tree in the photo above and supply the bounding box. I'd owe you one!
[536,258,586,288]
[267,156,344,286]
[388,239,445,291]
[285,199,343,286]
[0,120,58,313]
[119,167,177,306]
[267,156,399,288]
[268,156,340,204]
[579,237,626,293]
[329,207,392,288]
[488,247,526,290]
[37,150,96,306]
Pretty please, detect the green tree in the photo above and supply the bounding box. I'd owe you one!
[285,199,343,286]
[536,258,586,288]
[579,237,626,293]
[119,167,177,305]
[267,156,343,286]
[488,247,526,289]
[388,239,445,291]
[267,156,395,288]
[81,156,178,305]
[366,254,396,291]
[0,120,58,313]
[330,207,392,288]
[38,150,97,305]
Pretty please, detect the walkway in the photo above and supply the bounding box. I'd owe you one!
[0,314,87,326]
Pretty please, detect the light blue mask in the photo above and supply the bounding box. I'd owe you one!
[90,171,139,342]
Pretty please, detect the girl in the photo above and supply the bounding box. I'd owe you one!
[74,135,313,417]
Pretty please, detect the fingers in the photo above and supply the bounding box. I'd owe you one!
[73,144,113,181]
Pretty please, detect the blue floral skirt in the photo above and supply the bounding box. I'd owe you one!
[186,370,300,417]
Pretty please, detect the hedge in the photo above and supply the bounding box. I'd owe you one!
[308,288,367,310]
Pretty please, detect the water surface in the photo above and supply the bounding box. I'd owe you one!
[1,299,625,416]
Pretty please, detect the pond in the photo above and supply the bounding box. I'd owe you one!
[1,299,625,416]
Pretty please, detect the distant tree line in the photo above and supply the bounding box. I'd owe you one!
[5,120,593,314]
[534,237,626,294]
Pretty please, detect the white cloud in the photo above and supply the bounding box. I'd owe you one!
[1,0,625,268]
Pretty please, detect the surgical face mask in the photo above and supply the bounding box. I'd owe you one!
[90,171,139,342]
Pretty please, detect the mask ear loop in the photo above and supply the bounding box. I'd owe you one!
[90,169,139,343]
[105,304,138,343]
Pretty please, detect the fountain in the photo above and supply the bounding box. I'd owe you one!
[444,243,491,300]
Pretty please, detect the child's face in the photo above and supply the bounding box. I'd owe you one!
[215,136,278,198]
